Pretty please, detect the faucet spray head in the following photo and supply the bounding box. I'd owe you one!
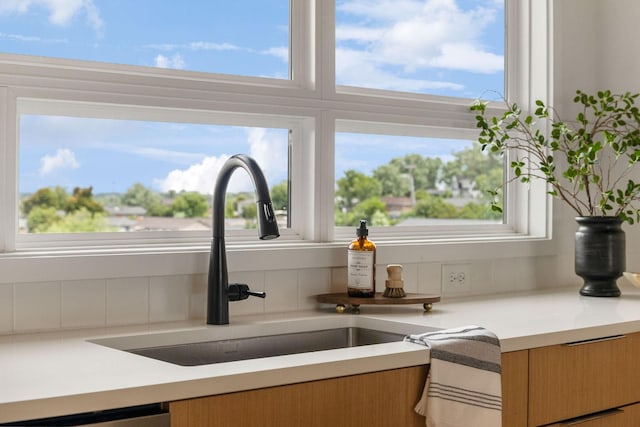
[258,201,279,240]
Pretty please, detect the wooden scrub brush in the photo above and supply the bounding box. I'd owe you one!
[383,264,406,298]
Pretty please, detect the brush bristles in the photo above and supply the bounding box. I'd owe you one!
[383,287,406,298]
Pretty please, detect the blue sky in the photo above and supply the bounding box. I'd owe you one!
[2,0,504,195]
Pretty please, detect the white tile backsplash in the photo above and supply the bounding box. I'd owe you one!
[417,263,442,295]
[106,277,149,326]
[62,279,106,328]
[14,281,61,332]
[2,256,570,335]
[0,284,13,333]
[265,270,298,313]
[149,275,191,322]
[188,274,207,320]
[330,267,347,293]
[298,268,332,310]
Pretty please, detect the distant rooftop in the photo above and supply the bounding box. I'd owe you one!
[132,217,211,232]
[105,206,147,216]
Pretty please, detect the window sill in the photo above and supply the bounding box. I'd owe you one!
[0,235,556,285]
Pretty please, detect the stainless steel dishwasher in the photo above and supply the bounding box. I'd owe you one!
[0,404,170,427]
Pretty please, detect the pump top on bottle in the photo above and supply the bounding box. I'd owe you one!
[357,220,367,237]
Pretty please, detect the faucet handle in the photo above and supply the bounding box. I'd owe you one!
[246,289,267,298]
[228,283,267,301]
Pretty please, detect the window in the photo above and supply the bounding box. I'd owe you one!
[334,132,503,229]
[19,114,290,235]
[0,0,552,261]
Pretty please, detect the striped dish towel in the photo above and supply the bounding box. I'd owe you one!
[405,325,502,427]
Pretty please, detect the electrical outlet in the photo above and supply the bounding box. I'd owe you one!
[442,263,472,294]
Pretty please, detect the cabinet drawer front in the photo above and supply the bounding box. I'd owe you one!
[545,403,640,427]
[528,333,640,426]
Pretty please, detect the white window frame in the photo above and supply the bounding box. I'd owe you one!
[0,0,556,284]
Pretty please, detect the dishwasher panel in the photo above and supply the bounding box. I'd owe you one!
[0,404,170,427]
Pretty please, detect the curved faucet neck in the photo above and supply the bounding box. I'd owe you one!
[212,154,273,239]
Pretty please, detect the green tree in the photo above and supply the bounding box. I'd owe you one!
[241,203,257,219]
[458,201,502,220]
[21,186,68,215]
[121,183,161,210]
[66,187,105,215]
[373,154,443,197]
[47,208,114,233]
[335,197,390,227]
[224,193,250,217]
[225,197,238,217]
[270,181,288,212]
[473,167,504,204]
[171,192,209,218]
[413,193,458,219]
[372,163,411,197]
[146,201,173,217]
[441,142,502,196]
[370,209,391,227]
[26,206,61,232]
[351,197,388,223]
[94,193,122,207]
[336,170,382,210]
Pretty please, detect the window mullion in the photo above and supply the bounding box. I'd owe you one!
[0,87,17,252]
[317,0,336,101]
[290,0,316,92]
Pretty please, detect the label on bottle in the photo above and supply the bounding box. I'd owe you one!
[348,250,374,290]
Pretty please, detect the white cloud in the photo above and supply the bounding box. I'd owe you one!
[145,41,242,52]
[431,42,503,73]
[154,53,186,69]
[39,148,79,175]
[155,154,232,195]
[246,127,288,185]
[187,41,240,51]
[121,146,203,165]
[154,128,287,195]
[261,46,288,62]
[337,0,424,21]
[0,31,67,43]
[0,0,104,34]
[336,47,463,92]
[336,0,504,90]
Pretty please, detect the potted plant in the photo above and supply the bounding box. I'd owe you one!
[471,90,640,296]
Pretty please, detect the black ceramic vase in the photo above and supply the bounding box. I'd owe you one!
[574,216,625,297]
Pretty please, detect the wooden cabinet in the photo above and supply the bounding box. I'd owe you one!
[170,366,428,427]
[544,403,640,427]
[500,332,640,427]
[528,333,640,426]
[502,350,528,427]
[170,332,640,427]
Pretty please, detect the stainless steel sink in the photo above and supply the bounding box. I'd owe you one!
[125,327,404,366]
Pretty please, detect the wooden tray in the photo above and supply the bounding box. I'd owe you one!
[316,292,440,314]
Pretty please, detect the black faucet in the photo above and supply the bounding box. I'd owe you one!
[207,154,280,325]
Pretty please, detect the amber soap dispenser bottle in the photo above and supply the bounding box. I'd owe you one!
[347,220,376,297]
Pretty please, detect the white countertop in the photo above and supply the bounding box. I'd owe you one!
[2,284,640,424]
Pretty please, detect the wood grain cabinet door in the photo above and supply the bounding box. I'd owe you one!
[501,350,528,427]
[170,366,428,427]
[528,333,640,426]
